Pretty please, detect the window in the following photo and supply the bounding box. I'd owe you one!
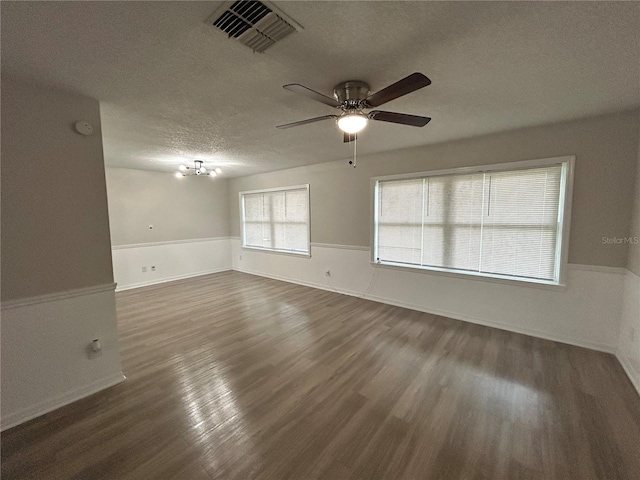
[241,185,310,255]
[373,157,573,284]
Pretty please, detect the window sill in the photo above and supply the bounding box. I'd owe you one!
[242,246,311,258]
[371,261,567,291]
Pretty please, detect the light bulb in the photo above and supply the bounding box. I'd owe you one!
[209,171,217,177]
[200,166,207,173]
[215,167,222,174]
[179,164,187,171]
[337,113,368,134]
[175,172,184,178]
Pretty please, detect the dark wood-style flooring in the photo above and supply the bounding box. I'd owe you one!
[2,271,640,479]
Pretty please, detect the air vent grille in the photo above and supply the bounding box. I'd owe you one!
[213,11,251,38]
[206,1,302,53]
[240,30,276,53]
[230,1,270,24]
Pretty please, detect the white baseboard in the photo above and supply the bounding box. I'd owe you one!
[116,267,232,292]
[1,373,126,432]
[233,267,617,354]
[234,267,364,297]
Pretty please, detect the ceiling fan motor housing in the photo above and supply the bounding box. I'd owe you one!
[333,81,370,107]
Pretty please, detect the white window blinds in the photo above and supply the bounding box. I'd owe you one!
[375,163,567,282]
[242,185,310,254]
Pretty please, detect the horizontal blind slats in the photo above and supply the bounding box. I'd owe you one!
[242,187,309,254]
[480,166,562,280]
[376,164,564,282]
[377,179,423,264]
[425,174,484,271]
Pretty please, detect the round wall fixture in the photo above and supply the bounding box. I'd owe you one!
[75,121,93,136]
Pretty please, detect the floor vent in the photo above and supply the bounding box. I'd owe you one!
[206,1,302,53]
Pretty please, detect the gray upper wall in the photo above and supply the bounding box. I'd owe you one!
[105,167,230,246]
[1,77,114,301]
[229,110,640,269]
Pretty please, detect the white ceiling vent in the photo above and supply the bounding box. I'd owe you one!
[206,1,302,53]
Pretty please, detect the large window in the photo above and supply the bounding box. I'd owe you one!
[241,185,310,255]
[373,157,573,284]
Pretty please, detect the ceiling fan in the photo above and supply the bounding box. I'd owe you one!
[276,72,432,142]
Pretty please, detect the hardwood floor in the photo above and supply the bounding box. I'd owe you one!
[2,271,640,479]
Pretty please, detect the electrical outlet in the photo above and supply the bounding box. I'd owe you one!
[142,266,147,273]
[151,266,156,272]
[239,255,243,261]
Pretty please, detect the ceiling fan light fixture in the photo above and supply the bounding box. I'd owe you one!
[209,170,217,177]
[277,73,432,143]
[337,113,368,134]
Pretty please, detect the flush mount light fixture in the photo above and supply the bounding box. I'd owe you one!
[337,112,368,134]
[176,161,222,178]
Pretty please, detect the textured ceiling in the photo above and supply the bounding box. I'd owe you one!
[2,1,639,177]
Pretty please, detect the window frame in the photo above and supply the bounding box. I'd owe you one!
[370,156,575,287]
[240,184,311,257]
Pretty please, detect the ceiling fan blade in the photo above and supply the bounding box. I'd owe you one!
[283,84,341,108]
[368,110,431,127]
[365,73,431,108]
[343,132,356,143]
[276,115,337,129]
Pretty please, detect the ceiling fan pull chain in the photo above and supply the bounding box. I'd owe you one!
[353,133,357,168]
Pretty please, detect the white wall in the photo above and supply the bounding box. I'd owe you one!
[1,78,123,429]
[105,167,232,289]
[1,287,125,430]
[113,238,231,291]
